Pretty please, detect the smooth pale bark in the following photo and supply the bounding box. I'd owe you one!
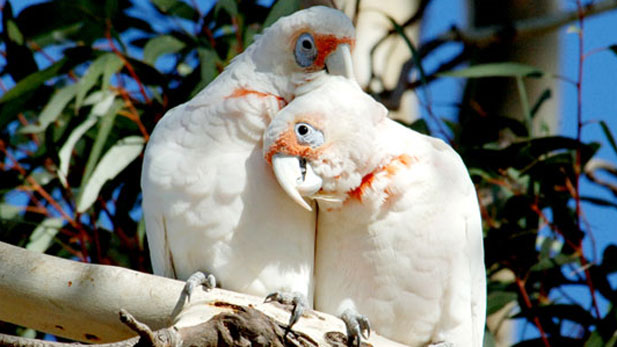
[0,241,404,346]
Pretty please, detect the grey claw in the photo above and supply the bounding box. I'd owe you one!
[264,292,280,304]
[341,309,371,346]
[289,295,307,329]
[263,291,308,329]
[183,271,216,302]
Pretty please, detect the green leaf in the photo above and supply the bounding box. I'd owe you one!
[215,0,238,17]
[105,0,118,18]
[31,22,84,47]
[20,84,78,134]
[75,53,124,110]
[602,245,617,274]
[0,204,21,220]
[263,0,300,28]
[486,291,517,316]
[439,63,544,79]
[608,44,617,57]
[79,99,123,190]
[198,48,219,85]
[26,218,63,253]
[387,16,428,89]
[137,217,146,250]
[0,58,68,104]
[581,196,617,209]
[599,120,617,157]
[151,0,198,20]
[6,20,24,45]
[77,136,145,212]
[530,89,552,118]
[57,113,100,187]
[143,35,186,65]
[483,330,498,347]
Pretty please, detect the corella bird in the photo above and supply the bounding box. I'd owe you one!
[264,76,486,346]
[141,6,355,321]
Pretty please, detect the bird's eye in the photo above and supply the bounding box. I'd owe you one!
[294,33,317,68]
[297,124,309,136]
[295,122,324,148]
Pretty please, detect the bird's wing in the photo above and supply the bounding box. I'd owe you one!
[407,127,486,345]
[378,121,486,344]
[140,93,252,279]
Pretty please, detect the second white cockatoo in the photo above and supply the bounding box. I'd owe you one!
[264,76,486,346]
[141,6,355,324]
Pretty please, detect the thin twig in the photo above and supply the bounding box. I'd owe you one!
[105,21,150,104]
[574,0,602,320]
[377,0,617,111]
[515,276,550,347]
[114,86,150,141]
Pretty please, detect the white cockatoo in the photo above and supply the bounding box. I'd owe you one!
[263,76,486,346]
[141,6,355,323]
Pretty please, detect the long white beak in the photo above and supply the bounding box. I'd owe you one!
[325,44,354,79]
[272,154,323,211]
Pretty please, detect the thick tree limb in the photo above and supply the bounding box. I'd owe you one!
[0,242,404,346]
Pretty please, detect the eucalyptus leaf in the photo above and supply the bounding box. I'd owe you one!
[6,20,24,45]
[599,121,617,157]
[215,0,238,17]
[0,204,21,220]
[79,99,124,190]
[439,63,543,79]
[20,84,78,134]
[0,58,67,104]
[77,136,145,213]
[151,0,198,20]
[75,53,123,111]
[143,35,186,65]
[486,291,517,316]
[57,114,99,187]
[198,48,219,85]
[26,218,63,253]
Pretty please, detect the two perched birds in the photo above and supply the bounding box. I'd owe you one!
[141,6,486,346]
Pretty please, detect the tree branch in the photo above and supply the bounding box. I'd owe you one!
[377,0,617,112]
[0,242,404,346]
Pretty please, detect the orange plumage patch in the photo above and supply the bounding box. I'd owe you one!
[348,171,376,201]
[265,124,319,165]
[226,88,286,108]
[347,154,416,202]
[312,34,354,70]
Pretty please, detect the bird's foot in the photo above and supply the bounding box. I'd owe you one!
[264,291,308,329]
[340,308,370,347]
[183,271,216,303]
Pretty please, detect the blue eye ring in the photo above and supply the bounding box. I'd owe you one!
[295,122,324,148]
[294,33,317,68]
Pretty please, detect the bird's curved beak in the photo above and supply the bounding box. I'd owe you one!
[325,44,354,79]
[272,154,323,211]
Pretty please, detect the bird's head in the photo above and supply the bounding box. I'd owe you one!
[263,76,388,210]
[250,6,356,89]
